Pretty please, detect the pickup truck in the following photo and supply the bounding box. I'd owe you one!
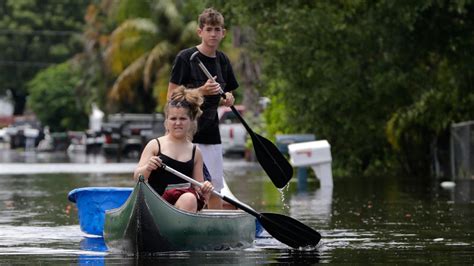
[218,105,247,156]
[101,113,165,158]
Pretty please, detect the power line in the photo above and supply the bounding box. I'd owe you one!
[0,60,55,67]
[0,29,81,36]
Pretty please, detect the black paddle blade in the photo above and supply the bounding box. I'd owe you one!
[259,213,321,248]
[252,133,293,188]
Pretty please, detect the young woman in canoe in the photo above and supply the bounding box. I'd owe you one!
[134,86,214,212]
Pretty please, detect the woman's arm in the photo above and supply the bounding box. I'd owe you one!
[193,147,205,182]
[133,139,160,181]
[192,147,213,199]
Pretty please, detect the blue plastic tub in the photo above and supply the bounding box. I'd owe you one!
[68,187,133,236]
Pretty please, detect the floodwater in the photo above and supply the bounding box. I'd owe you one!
[0,150,473,264]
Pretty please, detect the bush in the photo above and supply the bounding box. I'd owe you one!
[27,61,88,132]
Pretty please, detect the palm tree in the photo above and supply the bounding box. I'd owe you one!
[76,1,114,113]
[103,0,200,113]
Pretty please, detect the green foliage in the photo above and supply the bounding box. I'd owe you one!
[105,18,159,76]
[100,0,239,113]
[27,61,88,132]
[88,0,195,113]
[223,0,474,176]
[0,0,89,114]
[112,0,152,24]
[386,63,474,175]
[8,0,472,178]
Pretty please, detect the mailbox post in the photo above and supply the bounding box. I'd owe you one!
[276,134,316,190]
[288,140,333,187]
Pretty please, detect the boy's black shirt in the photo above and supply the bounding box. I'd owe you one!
[170,47,239,144]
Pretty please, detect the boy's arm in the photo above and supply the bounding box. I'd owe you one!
[167,79,221,100]
[167,82,180,100]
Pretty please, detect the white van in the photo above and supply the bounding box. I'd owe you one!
[218,105,247,156]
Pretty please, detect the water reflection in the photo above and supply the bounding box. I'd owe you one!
[79,237,107,265]
[76,238,323,264]
[76,235,322,265]
[290,186,333,224]
[0,225,88,255]
[80,237,107,252]
[448,180,474,203]
[0,148,135,164]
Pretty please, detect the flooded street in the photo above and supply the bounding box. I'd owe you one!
[0,149,473,264]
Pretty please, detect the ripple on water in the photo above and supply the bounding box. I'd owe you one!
[0,225,106,256]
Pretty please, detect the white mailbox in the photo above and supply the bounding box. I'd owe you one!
[288,140,333,187]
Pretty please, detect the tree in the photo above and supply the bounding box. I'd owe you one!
[0,0,89,114]
[222,0,474,176]
[99,0,205,113]
[75,0,116,116]
[27,61,88,132]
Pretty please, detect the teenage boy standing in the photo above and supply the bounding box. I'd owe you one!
[167,8,238,209]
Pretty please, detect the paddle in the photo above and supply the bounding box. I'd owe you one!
[190,51,293,189]
[161,163,321,248]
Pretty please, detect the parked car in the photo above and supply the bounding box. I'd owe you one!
[218,105,247,156]
[4,117,43,149]
[101,113,165,158]
[84,130,104,154]
[65,131,87,153]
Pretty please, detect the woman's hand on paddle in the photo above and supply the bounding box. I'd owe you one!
[199,181,214,201]
[146,156,162,172]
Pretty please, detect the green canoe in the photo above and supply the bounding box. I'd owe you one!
[103,178,256,253]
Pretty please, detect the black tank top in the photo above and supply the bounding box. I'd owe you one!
[148,139,196,195]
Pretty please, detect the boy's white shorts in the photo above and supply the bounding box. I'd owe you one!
[197,144,224,192]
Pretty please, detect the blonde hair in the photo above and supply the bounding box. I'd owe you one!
[198,8,224,29]
[165,86,203,139]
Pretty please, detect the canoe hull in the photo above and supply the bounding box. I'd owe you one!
[104,180,256,253]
